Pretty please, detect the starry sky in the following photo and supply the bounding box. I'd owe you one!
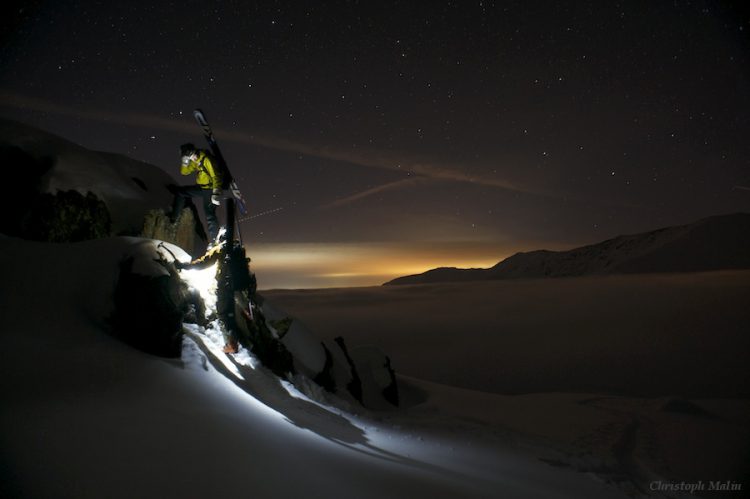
[1,1,749,288]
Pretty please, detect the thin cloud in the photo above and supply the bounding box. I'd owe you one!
[209,129,544,196]
[2,91,650,211]
[0,90,198,134]
[322,177,428,209]
[0,90,544,195]
[733,185,750,192]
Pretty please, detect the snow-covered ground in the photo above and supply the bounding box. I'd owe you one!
[266,274,750,397]
[0,235,659,498]
[265,274,750,495]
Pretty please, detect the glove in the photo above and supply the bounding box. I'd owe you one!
[211,189,221,205]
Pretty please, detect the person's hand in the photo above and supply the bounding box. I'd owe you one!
[211,190,221,205]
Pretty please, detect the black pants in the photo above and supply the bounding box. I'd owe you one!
[172,185,219,242]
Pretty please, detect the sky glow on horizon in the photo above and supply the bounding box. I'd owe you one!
[249,240,553,289]
[1,2,748,286]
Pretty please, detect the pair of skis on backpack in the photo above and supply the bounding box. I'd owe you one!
[193,108,248,218]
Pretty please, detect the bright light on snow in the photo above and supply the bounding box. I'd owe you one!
[180,263,218,313]
[179,263,259,379]
[189,330,245,381]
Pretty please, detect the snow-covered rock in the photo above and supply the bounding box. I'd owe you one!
[0,118,204,252]
[111,239,194,357]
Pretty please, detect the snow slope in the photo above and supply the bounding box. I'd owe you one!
[0,236,639,499]
[266,277,750,493]
[267,274,750,398]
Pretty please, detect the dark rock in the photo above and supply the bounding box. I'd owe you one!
[1,146,114,242]
[21,190,111,242]
[141,208,205,257]
[0,146,53,238]
[244,305,296,378]
[660,398,714,418]
[131,177,148,191]
[334,336,363,405]
[313,342,336,393]
[110,256,186,358]
[269,317,293,338]
[381,355,399,406]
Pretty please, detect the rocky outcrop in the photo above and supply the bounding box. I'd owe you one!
[5,183,112,243]
[110,255,190,358]
[0,146,111,242]
[141,208,206,257]
[1,119,205,253]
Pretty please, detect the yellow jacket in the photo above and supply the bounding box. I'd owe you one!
[180,150,223,190]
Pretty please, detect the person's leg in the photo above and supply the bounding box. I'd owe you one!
[170,191,186,222]
[171,185,205,221]
[201,191,220,243]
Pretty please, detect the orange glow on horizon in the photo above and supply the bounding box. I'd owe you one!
[247,241,521,289]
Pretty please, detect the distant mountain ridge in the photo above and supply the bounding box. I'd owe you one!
[384,213,750,285]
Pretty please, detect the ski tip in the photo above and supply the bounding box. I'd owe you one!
[193,109,208,126]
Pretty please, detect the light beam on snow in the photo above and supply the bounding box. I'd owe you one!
[190,331,245,381]
[180,263,218,314]
[179,262,258,380]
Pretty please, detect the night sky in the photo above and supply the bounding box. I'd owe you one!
[1,1,749,288]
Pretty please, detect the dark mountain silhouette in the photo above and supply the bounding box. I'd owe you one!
[385,213,750,285]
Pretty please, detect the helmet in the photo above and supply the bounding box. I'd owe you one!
[180,143,196,156]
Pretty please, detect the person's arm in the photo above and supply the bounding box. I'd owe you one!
[203,155,224,204]
[177,244,222,269]
[202,155,224,190]
[180,157,196,176]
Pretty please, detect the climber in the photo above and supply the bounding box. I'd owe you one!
[170,143,223,244]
